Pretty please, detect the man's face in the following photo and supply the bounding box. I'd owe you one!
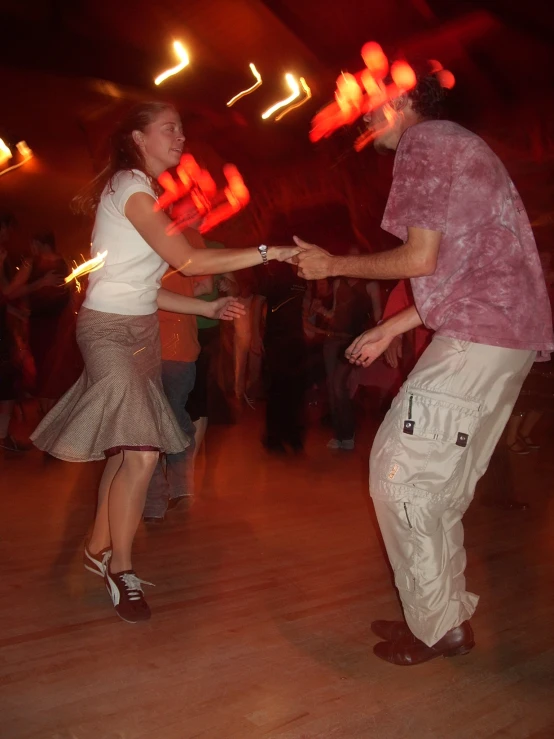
[363,100,408,154]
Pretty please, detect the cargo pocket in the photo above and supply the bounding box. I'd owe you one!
[385,386,482,497]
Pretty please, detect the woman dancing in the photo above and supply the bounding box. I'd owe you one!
[31,101,298,623]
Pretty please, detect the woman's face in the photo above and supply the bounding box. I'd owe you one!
[136,108,185,176]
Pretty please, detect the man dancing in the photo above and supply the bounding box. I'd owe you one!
[295,73,554,665]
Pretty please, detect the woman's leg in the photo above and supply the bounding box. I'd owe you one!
[108,450,159,572]
[88,449,159,571]
[192,416,208,460]
[88,452,124,554]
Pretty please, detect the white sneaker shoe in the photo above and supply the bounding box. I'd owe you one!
[327,438,342,449]
[84,544,112,577]
[341,438,355,451]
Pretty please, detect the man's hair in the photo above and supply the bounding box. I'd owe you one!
[407,70,447,120]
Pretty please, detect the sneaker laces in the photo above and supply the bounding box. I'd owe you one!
[120,573,155,602]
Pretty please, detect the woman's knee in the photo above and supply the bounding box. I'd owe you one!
[123,449,160,475]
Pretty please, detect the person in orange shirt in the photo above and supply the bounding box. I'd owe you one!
[143,228,214,523]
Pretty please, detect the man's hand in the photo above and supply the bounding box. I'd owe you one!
[383,335,403,369]
[217,276,234,293]
[208,297,246,321]
[345,325,394,367]
[293,236,335,280]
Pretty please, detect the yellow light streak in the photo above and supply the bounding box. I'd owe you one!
[227,63,263,106]
[0,138,12,166]
[261,74,300,120]
[16,141,32,158]
[274,77,312,121]
[154,41,190,86]
[64,251,108,284]
[0,140,34,177]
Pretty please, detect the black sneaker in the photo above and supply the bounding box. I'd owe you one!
[104,568,153,623]
[83,544,112,578]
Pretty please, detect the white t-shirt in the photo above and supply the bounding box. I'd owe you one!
[83,169,168,315]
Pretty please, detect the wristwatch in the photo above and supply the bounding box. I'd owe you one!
[258,244,268,266]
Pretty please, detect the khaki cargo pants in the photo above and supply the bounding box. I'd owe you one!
[370,336,535,647]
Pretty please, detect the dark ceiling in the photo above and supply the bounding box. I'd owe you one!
[1,0,553,169]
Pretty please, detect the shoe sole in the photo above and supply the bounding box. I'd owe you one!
[113,608,151,624]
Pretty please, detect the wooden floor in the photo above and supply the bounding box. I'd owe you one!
[1,404,553,739]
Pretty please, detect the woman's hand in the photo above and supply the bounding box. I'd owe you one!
[207,296,246,321]
[345,325,394,367]
[268,246,302,263]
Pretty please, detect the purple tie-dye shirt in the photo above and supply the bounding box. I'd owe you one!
[382,120,554,359]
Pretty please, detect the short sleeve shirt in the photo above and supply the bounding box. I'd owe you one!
[381,120,554,359]
[84,170,168,315]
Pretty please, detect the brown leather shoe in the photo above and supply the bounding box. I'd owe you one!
[371,620,415,642]
[373,621,475,666]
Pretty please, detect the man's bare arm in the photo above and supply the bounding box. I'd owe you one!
[295,228,441,281]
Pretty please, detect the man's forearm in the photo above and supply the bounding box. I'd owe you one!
[330,242,434,280]
[381,305,423,338]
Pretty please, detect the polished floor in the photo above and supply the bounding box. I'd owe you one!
[1,403,553,739]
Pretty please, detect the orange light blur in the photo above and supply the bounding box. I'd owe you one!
[64,251,108,284]
[390,61,417,91]
[16,140,32,158]
[227,63,263,106]
[261,74,300,120]
[437,69,456,89]
[157,155,250,235]
[274,77,312,121]
[361,42,389,79]
[429,60,443,74]
[310,39,454,145]
[335,72,363,115]
[0,138,12,166]
[154,41,189,86]
[223,164,250,205]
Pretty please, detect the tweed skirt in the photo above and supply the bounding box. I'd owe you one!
[31,307,190,462]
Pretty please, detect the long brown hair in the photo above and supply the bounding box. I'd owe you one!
[73,101,175,216]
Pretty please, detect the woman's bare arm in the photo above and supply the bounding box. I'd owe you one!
[126,193,298,276]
